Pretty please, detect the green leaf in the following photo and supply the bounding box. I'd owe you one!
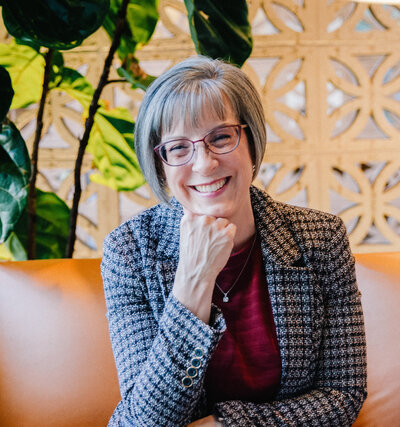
[49,50,65,89]
[0,231,27,261]
[53,66,94,107]
[117,58,156,91]
[54,67,145,192]
[184,0,253,67]
[103,0,159,59]
[0,65,14,123]
[0,42,45,109]
[1,0,110,50]
[0,122,31,244]
[126,0,159,48]
[13,189,70,259]
[88,106,145,191]
[0,241,13,260]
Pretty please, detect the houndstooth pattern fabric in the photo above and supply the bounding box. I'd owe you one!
[101,186,367,426]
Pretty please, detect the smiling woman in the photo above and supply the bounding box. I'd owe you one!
[101,56,367,426]
[160,110,254,249]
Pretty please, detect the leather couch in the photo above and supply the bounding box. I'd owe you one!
[0,253,399,426]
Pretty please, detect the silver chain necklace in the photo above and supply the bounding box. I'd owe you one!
[215,234,257,303]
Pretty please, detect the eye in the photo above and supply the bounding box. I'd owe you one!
[211,133,230,142]
[168,140,190,152]
[164,140,192,159]
[208,128,234,146]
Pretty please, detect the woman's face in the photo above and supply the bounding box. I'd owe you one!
[161,101,254,228]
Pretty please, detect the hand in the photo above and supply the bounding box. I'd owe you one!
[187,414,223,426]
[172,209,236,323]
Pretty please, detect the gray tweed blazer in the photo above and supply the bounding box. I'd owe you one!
[101,186,367,426]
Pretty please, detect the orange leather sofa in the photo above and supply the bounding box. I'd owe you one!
[0,253,399,426]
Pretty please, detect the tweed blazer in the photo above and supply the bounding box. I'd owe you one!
[101,186,367,426]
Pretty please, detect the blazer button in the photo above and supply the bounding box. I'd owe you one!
[187,367,198,378]
[194,348,204,358]
[191,358,202,369]
[182,376,193,388]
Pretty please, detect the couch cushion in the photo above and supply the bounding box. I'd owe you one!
[1,254,399,426]
[0,259,120,427]
[353,253,400,427]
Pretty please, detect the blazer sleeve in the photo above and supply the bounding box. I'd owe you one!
[215,217,367,426]
[101,223,226,426]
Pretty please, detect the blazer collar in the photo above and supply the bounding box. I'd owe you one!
[250,186,303,267]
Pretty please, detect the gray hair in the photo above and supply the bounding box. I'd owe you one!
[134,56,266,203]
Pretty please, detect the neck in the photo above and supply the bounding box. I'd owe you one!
[232,215,256,251]
[230,189,256,251]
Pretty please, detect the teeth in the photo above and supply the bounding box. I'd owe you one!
[194,178,227,193]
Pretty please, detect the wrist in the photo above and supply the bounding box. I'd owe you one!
[213,414,225,427]
[172,285,212,324]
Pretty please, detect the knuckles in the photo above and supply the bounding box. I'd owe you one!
[181,214,232,237]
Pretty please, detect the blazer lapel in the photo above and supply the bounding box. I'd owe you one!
[251,187,321,397]
[250,186,302,266]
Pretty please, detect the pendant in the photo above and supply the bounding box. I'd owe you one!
[223,295,229,303]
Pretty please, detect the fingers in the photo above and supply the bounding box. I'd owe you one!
[182,208,230,227]
[226,222,237,239]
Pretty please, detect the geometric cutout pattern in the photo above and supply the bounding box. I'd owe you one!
[2,0,400,256]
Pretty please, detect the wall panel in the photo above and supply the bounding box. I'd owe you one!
[2,0,400,256]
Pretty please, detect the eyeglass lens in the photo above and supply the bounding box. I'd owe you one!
[159,125,240,166]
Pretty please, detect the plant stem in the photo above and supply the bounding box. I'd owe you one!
[27,48,54,260]
[104,78,127,86]
[65,0,130,258]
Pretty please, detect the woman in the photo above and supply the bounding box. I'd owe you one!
[101,56,367,426]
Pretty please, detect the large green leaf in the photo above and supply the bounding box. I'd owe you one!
[1,0,110,50]
[184,0,252,67]
[0,42,45,109]
[12,188,70,259]
[0,122,31,244]
[53,66,94,107]
[54,66,145,191]
[103,0,159,60]
[88,106,145,191]
[0,65,14,123]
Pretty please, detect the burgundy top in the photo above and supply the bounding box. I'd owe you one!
[205,235,282,406]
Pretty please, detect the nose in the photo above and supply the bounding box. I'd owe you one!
[191,142,219,174]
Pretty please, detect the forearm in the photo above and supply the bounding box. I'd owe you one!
[173,212,236,324]
[108,293,226,426]
[216,386,366,426]
[102,216,232,425]
[213,277,366,425]
[172,273,214,324]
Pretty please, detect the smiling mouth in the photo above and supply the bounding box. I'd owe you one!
[193,177,229,193]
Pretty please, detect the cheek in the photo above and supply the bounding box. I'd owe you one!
[163,165,174,187]
[163,166,186,194]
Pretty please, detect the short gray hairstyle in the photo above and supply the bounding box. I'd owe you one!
[135,56,266,203]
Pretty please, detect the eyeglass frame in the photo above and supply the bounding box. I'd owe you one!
[153,124,249,167]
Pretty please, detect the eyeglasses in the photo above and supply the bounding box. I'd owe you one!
[154,124,248,167]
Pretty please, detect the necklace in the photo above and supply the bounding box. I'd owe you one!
[215,234,257,303]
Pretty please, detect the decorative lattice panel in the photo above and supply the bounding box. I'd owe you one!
[2,0,400,257]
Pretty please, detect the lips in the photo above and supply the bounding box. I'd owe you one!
[193,177,228,193]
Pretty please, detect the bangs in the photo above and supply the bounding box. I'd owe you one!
[159,80,228,135]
